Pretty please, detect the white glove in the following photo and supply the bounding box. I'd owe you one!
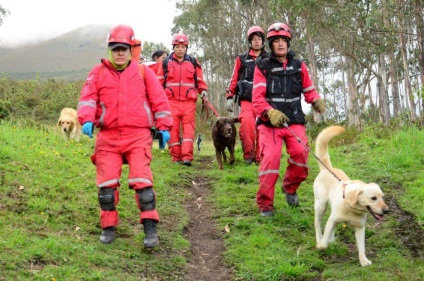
[226,99,234,112]
[201,91,207,98]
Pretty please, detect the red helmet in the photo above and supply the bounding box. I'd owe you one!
[172,33,189,46]
[247,26,265,42]
[267,22,291,40]
[107,24,136,46]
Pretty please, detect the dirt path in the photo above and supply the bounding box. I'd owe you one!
[386,195,424,258]
[377,177,424,258]
[183,155,234,281]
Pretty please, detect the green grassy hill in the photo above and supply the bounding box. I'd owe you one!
[0,118,423,280]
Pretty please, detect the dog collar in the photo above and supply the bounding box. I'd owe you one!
[341,181,348,199]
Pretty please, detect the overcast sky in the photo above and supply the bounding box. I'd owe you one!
[0,0,179,47]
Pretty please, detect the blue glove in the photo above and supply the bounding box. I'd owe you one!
[159,130,170,148]
[82,122,94,138]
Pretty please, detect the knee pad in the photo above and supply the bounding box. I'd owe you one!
[98,188,116,211]
[136,187,156,211]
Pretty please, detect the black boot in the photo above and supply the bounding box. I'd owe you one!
[143,219,159,248]
[286,193,299,207]
[100,226,116,244]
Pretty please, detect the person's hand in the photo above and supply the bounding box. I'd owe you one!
[267,109,290,127]
[200,91,207,98]
[226,99,234,112]
[312,99,325,113]
[82,122,94,138]
[159,130,170,147]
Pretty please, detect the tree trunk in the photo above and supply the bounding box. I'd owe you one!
[414,0,424,122]
[377,53,390,125]
[346,57,360,126]
[400,28,417,121]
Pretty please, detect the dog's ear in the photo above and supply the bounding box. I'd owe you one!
[344,183,363,206]
[57,118,62,127]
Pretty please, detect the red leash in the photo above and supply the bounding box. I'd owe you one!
[201,97,220,118]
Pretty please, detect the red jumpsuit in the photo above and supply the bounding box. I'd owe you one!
[145,61,160,76]
[227,49,266,163]
[252,55,321,212]
[78,59,172,228]
[157,53,208,163]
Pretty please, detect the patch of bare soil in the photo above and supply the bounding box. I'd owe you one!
[386,195,424,258]
[377,177,424,258]
[183,156,234,281]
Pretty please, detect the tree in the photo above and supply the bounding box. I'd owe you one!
[142,41,170,62]
[172,0,424,126]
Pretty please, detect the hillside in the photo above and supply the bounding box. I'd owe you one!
[0,24,111,81]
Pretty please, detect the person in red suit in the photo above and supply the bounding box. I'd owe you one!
[226,26,268,165]
[157,33,208,166]
[77,24,172,248]
[252,22,325,216]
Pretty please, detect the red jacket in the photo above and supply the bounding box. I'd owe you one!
[78,59,173,132]
[145,61,160,76]
[157,53,208,101]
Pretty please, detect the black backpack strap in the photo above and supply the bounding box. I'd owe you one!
[162,57,169,87]
[189,55,199,89]
[163,55,199,89]
[255,56,270,78]
[237,53,248,78]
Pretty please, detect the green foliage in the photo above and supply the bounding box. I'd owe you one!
[142,41,170,61]
[0,76,83,123]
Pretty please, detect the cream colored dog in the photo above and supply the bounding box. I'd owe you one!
[58,108,81,141]
[313,126,389,266]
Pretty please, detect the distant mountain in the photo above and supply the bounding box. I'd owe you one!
[0,24,112,81]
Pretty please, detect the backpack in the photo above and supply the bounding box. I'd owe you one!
[162,55,198,88]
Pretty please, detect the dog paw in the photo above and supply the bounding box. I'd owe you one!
[360,259,372,266]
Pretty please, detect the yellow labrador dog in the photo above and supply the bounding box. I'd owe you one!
[313,126,388,266]
[58,108,81,141]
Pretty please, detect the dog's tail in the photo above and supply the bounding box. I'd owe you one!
[315,126,345,172]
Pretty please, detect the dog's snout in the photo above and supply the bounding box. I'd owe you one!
[383,208,389,214]
[223,124,232,135]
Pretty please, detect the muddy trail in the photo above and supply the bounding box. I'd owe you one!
[386,195,424,258]
[377,177,424,259]
[183,155,234,281]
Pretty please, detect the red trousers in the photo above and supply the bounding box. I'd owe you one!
[256,124,309,212]
[92,129,159,229]
[239,101,261,162]
[168,100,197,162]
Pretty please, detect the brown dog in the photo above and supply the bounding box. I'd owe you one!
[58,108,81,141]
[211,117,237,169]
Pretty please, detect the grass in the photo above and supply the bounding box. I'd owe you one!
[1,119,423,280]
